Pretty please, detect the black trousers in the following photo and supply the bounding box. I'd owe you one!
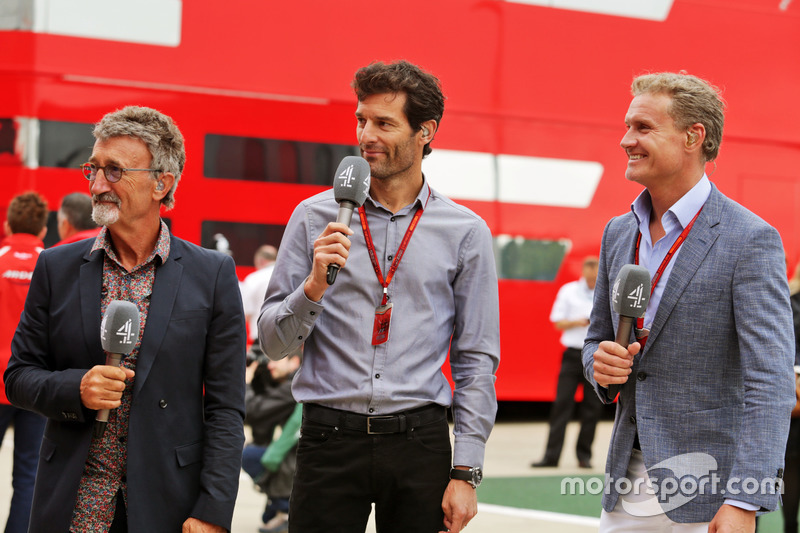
[541,347,603,464]
[783,418,800,533]
[289,405,451,533]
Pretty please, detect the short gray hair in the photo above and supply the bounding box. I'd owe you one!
[93,106,185,210]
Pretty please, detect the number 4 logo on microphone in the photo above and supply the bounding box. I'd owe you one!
[117,319,136,345]
[338,164,355,187]
[627,283,646,309]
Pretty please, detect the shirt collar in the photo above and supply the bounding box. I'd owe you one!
[365,176,431,214]
[631,174,711,229]
[91,219,171,271]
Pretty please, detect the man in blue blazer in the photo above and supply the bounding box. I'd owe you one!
[583,73,795,532]
[5,106,246,533]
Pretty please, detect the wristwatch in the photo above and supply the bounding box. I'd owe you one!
[449,466,483,489]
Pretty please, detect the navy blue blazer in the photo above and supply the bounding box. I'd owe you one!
[5,233,246,532]
[583,185,795,522]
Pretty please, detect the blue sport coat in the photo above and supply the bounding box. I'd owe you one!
[583,185,795,522]
[5,233,246,532]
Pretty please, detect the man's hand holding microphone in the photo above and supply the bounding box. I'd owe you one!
[81,300,140,438]
[592,265,650,399]
[304,156,370,302]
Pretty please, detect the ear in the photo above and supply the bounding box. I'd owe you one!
[153,172,175,202]
[417,120,439,151]
[3,221,10,237]
[685,123,706,151]
[418,119,438,144]
[37,226,47,241]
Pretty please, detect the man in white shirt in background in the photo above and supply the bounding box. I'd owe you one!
[533,256,602,469]
[241,245,278,347]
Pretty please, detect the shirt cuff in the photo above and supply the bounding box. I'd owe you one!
[453,437,486,470]
[723,499,759,512]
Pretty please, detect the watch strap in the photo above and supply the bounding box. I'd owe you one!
[449,467,482,488]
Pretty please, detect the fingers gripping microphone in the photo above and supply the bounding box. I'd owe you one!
[94,300,140,438]
[607,265,651,399]
[326,156,371,285]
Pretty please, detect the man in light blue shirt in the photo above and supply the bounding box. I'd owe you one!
[259,60,500,533]
[584,72,794,532]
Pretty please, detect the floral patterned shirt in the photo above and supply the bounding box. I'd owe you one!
[70,221,170,532]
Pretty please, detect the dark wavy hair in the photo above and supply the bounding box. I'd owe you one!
[352,60,445,158]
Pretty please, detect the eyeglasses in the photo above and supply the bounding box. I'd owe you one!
[80,163,162,183]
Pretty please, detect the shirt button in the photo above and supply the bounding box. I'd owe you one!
[369,408,375,413]
[637,372,647,381]
[390,217,396,222]
[310,311,315,316]
[387,255,393,261]
[159,399,168,409]
[629,416,636,425]
[375,374,380,379]
[298,336,303,340]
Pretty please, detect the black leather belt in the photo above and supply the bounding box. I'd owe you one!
[303,403,446,435]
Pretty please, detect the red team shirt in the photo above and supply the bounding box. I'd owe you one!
[0,232,44,404]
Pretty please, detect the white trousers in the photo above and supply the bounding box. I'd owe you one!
[598,449,710,532]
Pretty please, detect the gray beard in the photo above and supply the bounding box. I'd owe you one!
[92,204,119,227]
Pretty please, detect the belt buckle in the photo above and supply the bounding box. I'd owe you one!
[366,415,394,434]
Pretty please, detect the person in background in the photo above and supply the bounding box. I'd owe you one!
[782,261,800,533]
[259,60,500,533]
[584,72,794,532]
[54,192,100,246]
[241,346,302,533]
[0,191,48,533]
[533,256,602,469]
[5,106,246,533]
[241,244,278,347]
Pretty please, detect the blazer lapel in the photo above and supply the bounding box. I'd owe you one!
[133,238,182,397]
[643,187,723,352]
[80,248,104,365]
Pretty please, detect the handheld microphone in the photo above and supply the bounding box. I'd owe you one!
[607,264,650,399]
[326,156,371,285]
[94,300,140,438]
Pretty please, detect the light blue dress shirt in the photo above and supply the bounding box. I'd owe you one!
[631,175,711,330]
[258,179,500,468]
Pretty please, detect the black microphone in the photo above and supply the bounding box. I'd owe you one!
[94,300,140,438]
[326,156,371,285]
[607,264,650,399]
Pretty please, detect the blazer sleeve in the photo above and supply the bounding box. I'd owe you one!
[727,222,795,510]
[188,254,247,529]
[5,251,93,422]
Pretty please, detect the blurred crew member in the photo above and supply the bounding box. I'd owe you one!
[54,192,100,246]
[533,256,602,469]
[0,191,48,533]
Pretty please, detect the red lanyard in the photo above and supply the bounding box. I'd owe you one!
[633,207,703,333]
[358,204,424,306]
